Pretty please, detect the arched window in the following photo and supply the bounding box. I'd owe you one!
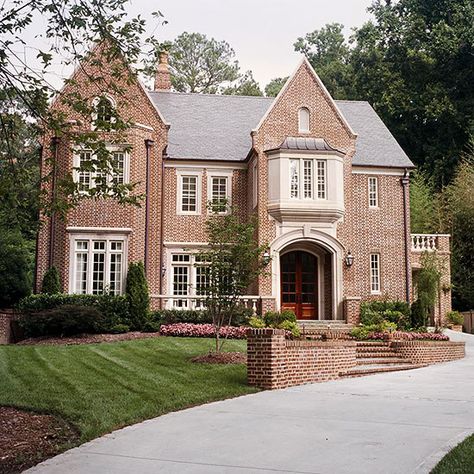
[92,95,115,129]
[298,107,310,133]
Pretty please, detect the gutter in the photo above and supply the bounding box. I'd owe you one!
[159,147,167,305]
[401,169,411,303]
[48,136,60,269]
[144,139,154,275]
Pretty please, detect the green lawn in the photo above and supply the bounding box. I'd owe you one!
[432,435,474,474]
[0,337,256,443]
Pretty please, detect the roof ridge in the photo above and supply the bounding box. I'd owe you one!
[149,90,274,100]
[335,99,370,104]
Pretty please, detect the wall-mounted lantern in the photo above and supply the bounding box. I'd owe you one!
[345,251,354,267]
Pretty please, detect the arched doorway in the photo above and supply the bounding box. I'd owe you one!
[281,250,318,320]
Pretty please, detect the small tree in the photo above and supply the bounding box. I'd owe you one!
[125,262,150,330]
[196,203,269,353]
[413,252,442,327]
[41,267,61,294]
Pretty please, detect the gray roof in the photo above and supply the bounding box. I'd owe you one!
[268,137,343,154]
[149,91,414,168]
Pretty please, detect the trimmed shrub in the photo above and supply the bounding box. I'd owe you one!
[279,320,301,338]
[263,310,296,327]
[360,300,410,329]
[19,305,106,337]
[411,299,426,328]
[142,320,161,333]
[41,267,61,294]
[160,323,246,339]
[446,311,464,326]
[125,262,150,330]
[17,293,131,333]
[248,316,265,328]
[109,324,130,334]
[350,321,397,340]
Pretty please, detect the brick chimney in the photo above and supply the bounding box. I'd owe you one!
[154,51,171,91]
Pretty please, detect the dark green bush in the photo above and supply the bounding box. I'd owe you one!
[360,300,410,329]
[17,293,131,332]
[125,262,150,330]
[109,323,130,334]
[263,310,296,327]
[41,267,61,294]
[142,320,161,333]
[446,310,464,326]
[410,299,426,328]
[19,304,106,337]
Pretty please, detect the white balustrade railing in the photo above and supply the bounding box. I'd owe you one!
[157,295,260,315]
[411,234,439,252]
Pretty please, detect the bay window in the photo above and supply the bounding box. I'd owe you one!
[289,158,326,200]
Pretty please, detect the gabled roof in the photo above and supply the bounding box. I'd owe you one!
[148,91,414,168]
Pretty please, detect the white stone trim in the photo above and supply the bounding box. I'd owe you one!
[67,226,132,234]
[352,166,409,176]
[133,122,154,131]
[165,161,247,170]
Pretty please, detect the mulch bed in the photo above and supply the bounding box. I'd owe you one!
[191,352,247,364]
[0,407,79,474]
[17,331,161,346]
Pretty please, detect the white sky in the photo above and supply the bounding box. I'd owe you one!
[13,0,374,91]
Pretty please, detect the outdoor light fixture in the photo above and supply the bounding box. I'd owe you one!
[345,251,354,267]
[161,264,166,277]
[263,250,271,265]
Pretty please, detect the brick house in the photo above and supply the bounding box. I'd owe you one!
[36,49,452,325]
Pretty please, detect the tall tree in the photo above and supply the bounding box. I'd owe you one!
[264,77,288,97]
[222,71,262,96]
[294,23,353,99]
[167,32,240,93]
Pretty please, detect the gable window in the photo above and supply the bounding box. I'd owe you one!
[74,148,129,191]
[72,236,126,295]
[370,253,381,294]
[92,95,116,129]
[368,177,379,208]
[289,158,326,200]
[298,107,310,133]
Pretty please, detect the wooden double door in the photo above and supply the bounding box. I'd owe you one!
[280,250,318,320]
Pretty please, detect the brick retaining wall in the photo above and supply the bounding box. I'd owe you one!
[247,328,357,389]
[390,340,465,365]
[0,309,13,344]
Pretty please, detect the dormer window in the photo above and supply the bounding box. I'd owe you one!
[298,107,310,133]
[92,95,116,129]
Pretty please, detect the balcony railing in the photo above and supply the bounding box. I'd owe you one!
[411,234,452,252]
[157,295,260,315]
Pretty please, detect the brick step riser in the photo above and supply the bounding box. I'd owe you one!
[356,358,410,365]
[341,365,423,377]
[356,351,399,358]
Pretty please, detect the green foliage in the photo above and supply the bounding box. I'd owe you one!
[109,323,130,334]
[125,262,150,330]
[350,321,397,340]
[264,77,288,97]
[17,293,131,331]
[19,305,106,337]
[279,320,301,338]
[41,267,61,295]
[410,299,426,329]
[410,171,441,233]
[151,307,252,327]
[360,300,411,329]
[250,310,300,337]
[223,71,263,96]
[446,311,464,326]
[166,32,240,93]
[248,316,265,328]
[141,320,161,333]
[0,229,32,308]
[414,252,442,325]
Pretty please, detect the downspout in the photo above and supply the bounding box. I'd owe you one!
[48,136,60,269]
[34,144,44,293]
[144,139,154,275]
[159,147,167,307]
[401,169,411,303]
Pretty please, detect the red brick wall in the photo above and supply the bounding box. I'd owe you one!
[247,328,357,389]
[390,340,465,365]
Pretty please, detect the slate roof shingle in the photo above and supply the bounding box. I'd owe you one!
[148,91,414,168]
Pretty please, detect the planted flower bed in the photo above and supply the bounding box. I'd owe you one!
[160,323,247,339]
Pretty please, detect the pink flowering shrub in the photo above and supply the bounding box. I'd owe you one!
[362,331,449,341]
[160,323,247,339]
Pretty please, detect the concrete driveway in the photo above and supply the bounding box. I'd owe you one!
[28,330,474,474]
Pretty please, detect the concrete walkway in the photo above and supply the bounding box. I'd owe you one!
[28,330,474,474]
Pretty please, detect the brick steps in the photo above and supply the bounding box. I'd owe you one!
[356,357,409,365]
[342,363,425,378]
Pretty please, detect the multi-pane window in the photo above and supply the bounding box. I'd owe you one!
[181,176,198,213]
[370,253,381,294]
[73,237,125,295]
[368,177,379,207]
[289,159,326,200]
[172,254,190,307]
[298,107,310,133]
[303,160,313,199]
[290,159,299,198]
[92,96,115,130]
[210,176,228,212]
[75,149,128,190]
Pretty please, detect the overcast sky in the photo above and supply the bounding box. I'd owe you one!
[16,0,374,91]
[140,0,374,86]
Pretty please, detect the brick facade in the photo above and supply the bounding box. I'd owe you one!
[36,48,452,322]
[390,340,465,365]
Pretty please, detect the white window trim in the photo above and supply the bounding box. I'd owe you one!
[252,161,258,209]
[91,94,116,131]
[68,231,129,295]
[176,169,202,215]
[298,107,310,133]
[289,158,327,201]
[73,146,130,192]
[368,176,379,208]
[207,170,233,214]
[370,253,381,294]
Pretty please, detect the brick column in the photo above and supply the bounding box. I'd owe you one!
[0,309,14,344]
[247,328,286,389]
[344,297,361,325]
